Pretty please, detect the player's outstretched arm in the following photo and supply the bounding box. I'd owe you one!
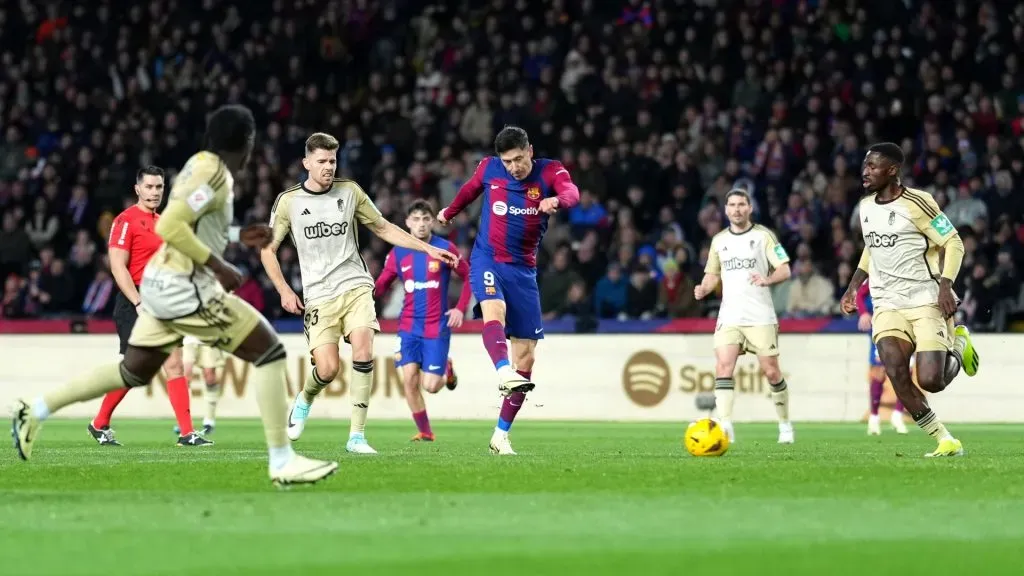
[841,249,871,315]
[350,182,459,267]
[438,158,489,224]
[260,191,303,314]
[695,236,722,300]
[373,251,399,300]
[367,219,458,267]
[693,273,720,300]
[445,246,470,328]
[452,248,472,313]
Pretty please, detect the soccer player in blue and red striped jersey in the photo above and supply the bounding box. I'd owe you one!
[375,200,470,441]
[438,126,580,455]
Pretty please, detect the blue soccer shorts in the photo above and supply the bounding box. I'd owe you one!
[469,251,544,340]
[395,332,451,375]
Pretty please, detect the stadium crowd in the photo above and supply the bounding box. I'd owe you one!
[1,0,1023,332]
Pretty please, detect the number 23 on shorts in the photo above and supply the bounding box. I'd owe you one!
[304,309,319,327]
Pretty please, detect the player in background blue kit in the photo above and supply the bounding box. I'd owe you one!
[438,126,580,454]
[375,200,470,441]
[856,280,907,435]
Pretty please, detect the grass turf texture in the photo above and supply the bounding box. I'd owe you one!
[2,420,1023,575]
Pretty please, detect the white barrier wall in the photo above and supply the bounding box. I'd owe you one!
[0,334,1021,422]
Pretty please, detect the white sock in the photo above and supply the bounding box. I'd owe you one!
[32,397,51,421]
[269,445,296,470]
[493,426,506,436]
[203,417,215,427]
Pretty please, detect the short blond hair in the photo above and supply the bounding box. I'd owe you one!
[305,132,339,156]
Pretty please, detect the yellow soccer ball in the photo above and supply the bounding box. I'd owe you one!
[684,418,730,457]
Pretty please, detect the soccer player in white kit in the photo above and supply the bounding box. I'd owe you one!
[694,189,795,444]
[181,335,225,435]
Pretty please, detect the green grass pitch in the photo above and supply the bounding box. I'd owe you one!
[2,420,1024,575]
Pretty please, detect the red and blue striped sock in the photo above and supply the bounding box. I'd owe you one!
[497,370,530,431]
[482,321,510,370]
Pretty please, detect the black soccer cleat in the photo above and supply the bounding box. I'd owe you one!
[87,424,122,446]
[175,423,215,435]
[176,431,214,447]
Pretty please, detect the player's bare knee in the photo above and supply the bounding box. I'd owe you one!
[480,300,506,323]
[422,375,444,394]
[761,363,782,383]
[122,346,169,385]
[915,352,948,393]
[162,355,184,379]
[348,328,374,363]
[350,339,373,362]
[115,362,149,388]
[916,369,945,393]
[715,361,736,378]
[316,357,340,382]
[918,378,945,393]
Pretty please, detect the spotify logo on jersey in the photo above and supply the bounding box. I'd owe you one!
[622,350,671,407]
[491,201,539,216]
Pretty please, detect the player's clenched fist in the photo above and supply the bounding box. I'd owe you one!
[694,285,709,300]
[839,290,858,315]
[538,197,560,214]
[436,208,450,225]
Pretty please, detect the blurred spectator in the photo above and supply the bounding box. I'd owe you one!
[235,266,266,313]
[945,186,988,228]
[568,190,609,238]
[594,264,628,319]
[0,212,33,280]
[962,260,996,327]
[626,265,658,319]
[81,268,115,317]
[2,275,29,319]
[657,258,699,318]
[552,280,597,332]
[40,258,75,313]
[786,260,837,318]
[25,198,59,250]
[541,246,582,319]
